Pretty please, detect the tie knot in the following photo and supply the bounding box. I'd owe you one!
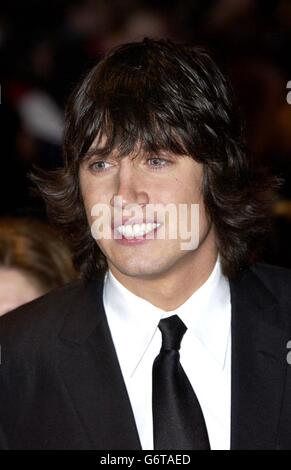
[158,315,187,351]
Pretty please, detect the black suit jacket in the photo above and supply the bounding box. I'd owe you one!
[1,263,291,450]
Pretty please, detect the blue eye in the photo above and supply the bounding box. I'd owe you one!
[87,156,171,174]
[89,161,112,172]
[147,158,170,170]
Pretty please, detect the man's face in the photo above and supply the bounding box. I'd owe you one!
[79,143,215,280]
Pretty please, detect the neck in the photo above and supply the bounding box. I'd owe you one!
[108,228,218,311]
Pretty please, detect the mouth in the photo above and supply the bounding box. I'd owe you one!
[111,222,162,245]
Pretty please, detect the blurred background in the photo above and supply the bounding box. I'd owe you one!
[1,0,291,312]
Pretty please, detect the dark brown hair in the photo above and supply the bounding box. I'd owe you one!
[0,217,77,292]
[30,38,278,279]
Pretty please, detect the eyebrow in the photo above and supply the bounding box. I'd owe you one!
[82,147,184,165]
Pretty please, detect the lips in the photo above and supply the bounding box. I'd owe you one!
[111,217,159,230]
[112,222,161,245]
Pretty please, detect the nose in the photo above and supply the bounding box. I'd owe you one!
[110,158,149,211]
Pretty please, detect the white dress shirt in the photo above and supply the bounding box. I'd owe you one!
[103,256,231,450]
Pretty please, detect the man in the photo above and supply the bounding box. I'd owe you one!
[1,38,291,450]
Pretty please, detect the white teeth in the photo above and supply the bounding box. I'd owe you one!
[133,223,144,236]
[116,223,160,239]
[125,225,133,237]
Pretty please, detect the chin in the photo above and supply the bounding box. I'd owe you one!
[111,256,177,279]
[117,264,160,278]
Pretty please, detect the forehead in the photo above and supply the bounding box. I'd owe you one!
[85,133,183,161]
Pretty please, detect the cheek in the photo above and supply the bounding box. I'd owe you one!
[80,178,108,216]
[155,177,183,202]
[165,169,202,203]
[197,199,211,237]
[80,186,95,221]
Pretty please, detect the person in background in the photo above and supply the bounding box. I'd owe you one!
[0,217,77,316]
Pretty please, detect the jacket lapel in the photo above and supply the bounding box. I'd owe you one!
[230,267,288,449]
[55,265,288,450]
[57,277,142,450]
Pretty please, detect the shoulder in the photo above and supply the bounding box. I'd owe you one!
[234,262,291,326]
[0,277,103,358]
[249,262,291,295]
[224,263,291,341]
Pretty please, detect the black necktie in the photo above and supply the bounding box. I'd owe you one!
[152,314,210,450]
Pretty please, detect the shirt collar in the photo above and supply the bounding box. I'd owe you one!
[103,255,230,378]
